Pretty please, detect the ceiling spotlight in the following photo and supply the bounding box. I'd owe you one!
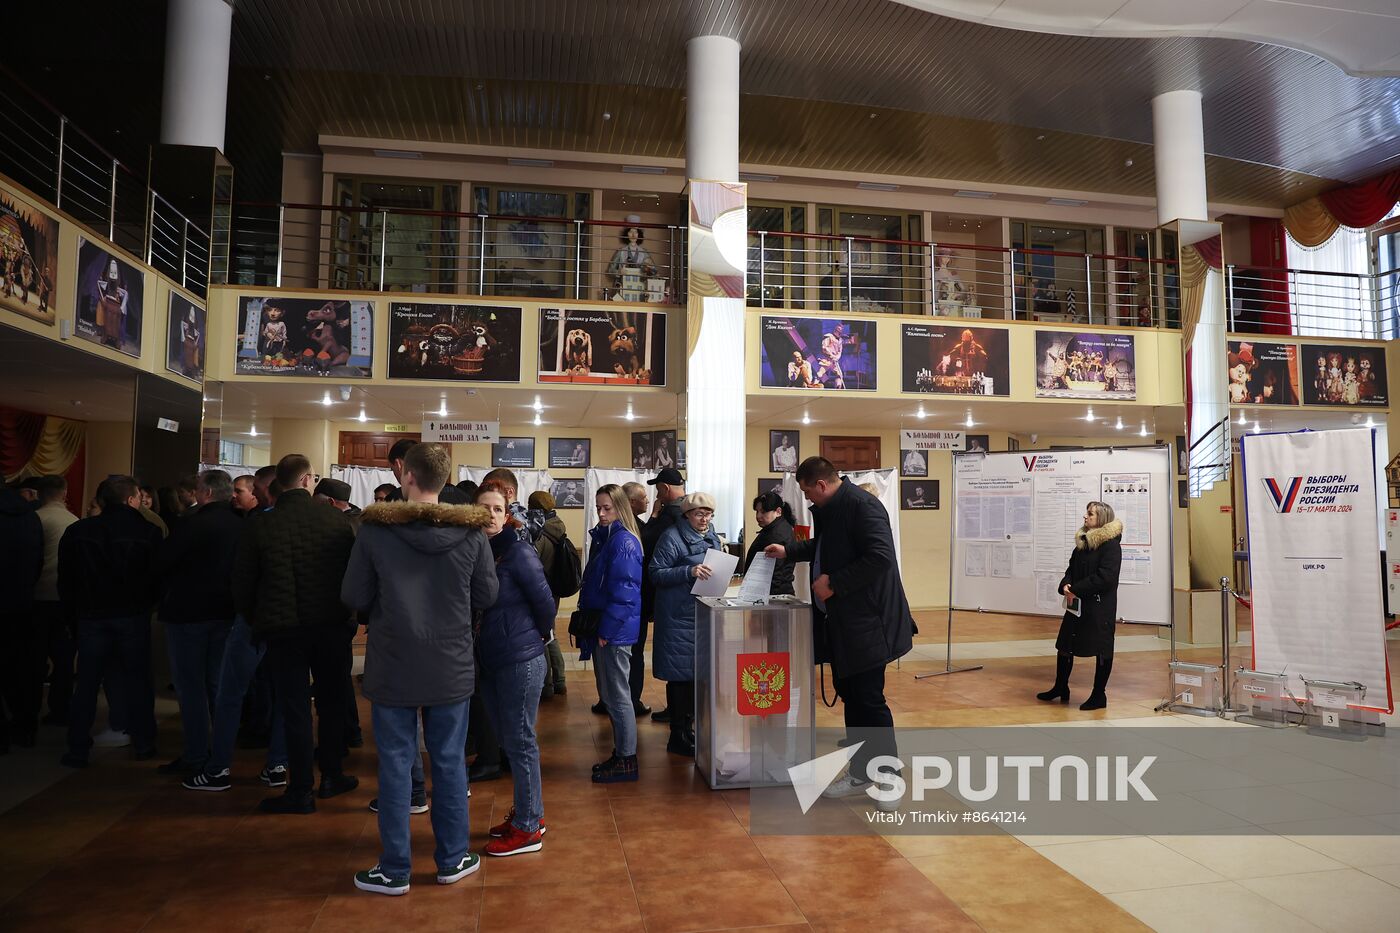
[916,406,927,420]
[1085,407,1095,422]
[438,400,448,417]
[1365,416,1376,428]
[1115,417,1123,431]
[964,412,975,428]
[533,412,542,427]
[624,404,636,422]
[1238,409,1247,425]
[532,396,543,413]
[249,424,258,437]
[358,409,368,423]
[1139,423,1149,437]
[801,412,811,425]
[321,393,333,407]
[1251,421,1261,434]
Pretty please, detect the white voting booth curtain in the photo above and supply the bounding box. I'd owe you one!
[583,468,656,562]
[1241,428,1393,712]
[777,468,902,602]
[458,467,554,502]
[330,465,396,508]
[198,463,256,480]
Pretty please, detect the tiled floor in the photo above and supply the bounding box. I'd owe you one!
[1,608,1396,932]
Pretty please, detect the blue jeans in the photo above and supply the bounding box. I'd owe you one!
[166,620,232,767]
[592,643,635,756]
[374,700,470,880]
[68,616,156,759]
[207,616,286,774]
[481,653,546,832]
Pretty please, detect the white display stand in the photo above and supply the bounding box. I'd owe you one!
[949,445,1173,626]
[1240,428,1393,713]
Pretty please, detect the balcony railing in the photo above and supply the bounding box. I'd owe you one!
[0,66,212,297]
[1228,264,1399,340]
[229,201,685,304]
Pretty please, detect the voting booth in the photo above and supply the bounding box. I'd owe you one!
[695,597,816,790]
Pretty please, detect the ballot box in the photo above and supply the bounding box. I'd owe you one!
[694,596,815,790]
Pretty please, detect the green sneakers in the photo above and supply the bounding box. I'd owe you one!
[437,852,481,884]
[354,865,409,896]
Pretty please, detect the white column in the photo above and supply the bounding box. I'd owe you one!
[1152,90,1207,225]
[685,35,746,540]
[686,36,741,183]
[160,0,233,149]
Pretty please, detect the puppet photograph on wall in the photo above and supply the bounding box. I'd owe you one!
[1226,340,1299,405]
[760,316,877,391]
[166,292,206,382]
[388,303,521,381]
[1300,342,1388,407]
[1035,330,1136,400]
[74,237,145,358]
[236,297,374,377]
[0,183,58,325]
[538,308,667,386]
[902,323,1010,395]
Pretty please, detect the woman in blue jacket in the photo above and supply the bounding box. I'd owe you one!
[649,492,722,757]
[475,483,556,853]
[579,483,642,783]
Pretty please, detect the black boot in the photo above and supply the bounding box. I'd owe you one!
[1079,657,1112,710]
[1037,654,1073,703]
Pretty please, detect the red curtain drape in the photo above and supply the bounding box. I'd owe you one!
[0,407,46,475]
[1319,170,1400,230]
[1249,218,1292,336]
[1194,235,1223,270]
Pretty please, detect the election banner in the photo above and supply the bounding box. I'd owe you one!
[1241,428,1392,712]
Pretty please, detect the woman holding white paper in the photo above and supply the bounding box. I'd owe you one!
[1037,501,1122,710]
[744,491,796,596]
[649,492,722,757]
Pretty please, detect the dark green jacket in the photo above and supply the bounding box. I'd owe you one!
[233,488,356,640]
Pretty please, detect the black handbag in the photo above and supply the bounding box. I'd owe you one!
[568,608,602,642]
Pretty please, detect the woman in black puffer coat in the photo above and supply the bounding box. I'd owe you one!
[1037,501,1122,711]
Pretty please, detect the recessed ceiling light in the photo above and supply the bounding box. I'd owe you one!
[965,412,975,428]
[739,172,779,183]
[621,165,667,175]
[1047,197,1088,207]
[532,396,543,413]
[857,182,900,191]
[507,158,554,168]
[321,393,333,406]
[1085,407,1095,422]
[1115,416,1124,431]
[533,412,542,427]
[801,412,811,425]
[249,424,258,437]
[954,190,995,199]
[1139,423,1149,437]
[372,149,422,159]
[358,410,368,423]
[438,400,448,417]
[916,406,926,420]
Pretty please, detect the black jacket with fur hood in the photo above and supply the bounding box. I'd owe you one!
[1056,519,1123,658]
[342,501,499,707]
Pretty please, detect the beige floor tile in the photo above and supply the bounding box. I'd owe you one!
[961,893,1150,932]
[1150,833,1346,880]
[1240,868,1400,933]
[1108,881,1323,933]
[1035,836,1224,894]
[1358,863,1400,888]
[1271,816,1400,867]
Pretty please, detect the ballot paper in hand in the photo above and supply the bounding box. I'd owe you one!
[690,548,739,597]
[738,554,776,602]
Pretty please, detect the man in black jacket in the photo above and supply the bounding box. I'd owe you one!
[0,485,44,754]
[155,470,244,776]
[234,454,358,813]
[766,457,913,799]
[59,475,163,767]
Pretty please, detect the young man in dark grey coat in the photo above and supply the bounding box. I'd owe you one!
[766,456,914,800]
[342,443,498,896]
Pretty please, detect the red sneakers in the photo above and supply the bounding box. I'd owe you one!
[485,823,544,857]
[489,807,547,839]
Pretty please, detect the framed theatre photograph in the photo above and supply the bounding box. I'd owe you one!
[631,431,654,469]
[550,478,586,509]
[0,181,59,325]
[165,292,206,382]
[900,448,928,477]
[74,237,146,358]
[769,430,800,473]
[548,437,590,468]
[652,430,679,471]
[491,436,535,469]
[900,480,939,510]
[756,478,785,502]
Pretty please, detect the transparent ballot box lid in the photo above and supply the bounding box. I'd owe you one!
[695,597,816,790]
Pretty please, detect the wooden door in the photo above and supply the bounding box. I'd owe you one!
[337,431,420,467]
[820,435,881,472]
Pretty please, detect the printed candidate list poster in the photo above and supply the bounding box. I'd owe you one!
[1242,428,1391,711]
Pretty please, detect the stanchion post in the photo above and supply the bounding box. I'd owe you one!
[917,451,983,680]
